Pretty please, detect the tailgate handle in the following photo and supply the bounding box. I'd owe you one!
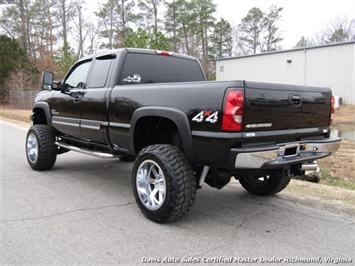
[290,95,302,105]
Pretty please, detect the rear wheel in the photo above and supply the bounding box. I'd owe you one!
[132,144,197,223]
[238,169,291,196]
[26,125,57,171]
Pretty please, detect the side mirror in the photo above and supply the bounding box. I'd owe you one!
[41,71,54,90]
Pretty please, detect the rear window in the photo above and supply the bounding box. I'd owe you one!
[120,53,205,85]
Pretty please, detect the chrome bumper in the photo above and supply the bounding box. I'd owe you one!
[233,137,341,169]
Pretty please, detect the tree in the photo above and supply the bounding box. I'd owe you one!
[73,0,86,58]
[138,0,168,52]
[5,61,38,107]
[194,0,216,65]
[0,34,36,102]
[55,44,78,79]
[262,5,283,52]
[0,35,22,99]
[209,18,233,58]
[149,27,171,50]
[85,20,100,55]
[95,0,116,49]
[237,6,284,54]
[96,0,139,48]
[123,27,170,50]
[316,16,355,44]
[138,0,162,33]
[233,26,248,56]
[164,0,178,52]
[294,36,315,48]
[55,0,76,55]
[0,0,60,64]
[164,0,198,55]
[0,0,33,55]
[30,0,59,61]
[238,7,264,54]
[123,27,150,48]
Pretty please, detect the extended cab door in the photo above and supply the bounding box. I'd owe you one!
[79,54,115,144]
[49,59,92,139]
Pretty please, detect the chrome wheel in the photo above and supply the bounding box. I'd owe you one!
[136,160,166,211]
[27,133,38,164]
[25,125,57,171]
[132,145,197,223]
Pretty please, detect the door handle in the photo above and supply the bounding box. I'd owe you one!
[289,95,302,106]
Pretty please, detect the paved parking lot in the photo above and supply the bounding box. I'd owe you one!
[1,121,354,264]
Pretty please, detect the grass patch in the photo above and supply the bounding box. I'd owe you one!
[319,168,355,190]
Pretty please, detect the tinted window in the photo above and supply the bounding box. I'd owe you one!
[65,60,91,88]
[88,57,113,88]
[120,53,204,85]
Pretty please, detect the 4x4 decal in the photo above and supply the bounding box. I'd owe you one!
[192,110,218,123]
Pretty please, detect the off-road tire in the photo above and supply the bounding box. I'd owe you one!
[238,169,291,196]
[132,144,197,223]
[26,125,57,171]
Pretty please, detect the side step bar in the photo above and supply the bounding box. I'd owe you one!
[55,142,116,159]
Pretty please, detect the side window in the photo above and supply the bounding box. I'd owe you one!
[88,56,114,88]
[65,60,92,88]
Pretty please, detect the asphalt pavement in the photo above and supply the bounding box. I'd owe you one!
[1,120,354,265]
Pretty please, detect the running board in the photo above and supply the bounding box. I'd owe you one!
[55,142,116,159]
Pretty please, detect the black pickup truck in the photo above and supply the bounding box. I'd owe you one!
[26,48,341,223]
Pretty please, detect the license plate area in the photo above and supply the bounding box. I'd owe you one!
[280,143,299,158]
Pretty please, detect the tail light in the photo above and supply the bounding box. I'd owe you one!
[329,95,335,126]
[222,89,244,131]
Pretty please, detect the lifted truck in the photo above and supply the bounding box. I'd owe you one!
[25,48,341,223]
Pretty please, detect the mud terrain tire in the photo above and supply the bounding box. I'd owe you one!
[238,170,291,196]
[132,145,197,223]
[26,125,57,170]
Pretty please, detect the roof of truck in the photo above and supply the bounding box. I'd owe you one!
[77,48,198,62]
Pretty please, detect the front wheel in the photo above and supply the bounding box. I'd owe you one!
[26,125,57,171]
[238,169,291,196]
[132,145,197,223]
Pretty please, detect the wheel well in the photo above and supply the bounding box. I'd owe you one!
[134,116,182,154]
[32,108,48,125]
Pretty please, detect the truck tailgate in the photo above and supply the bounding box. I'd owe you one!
[243,81,331,131]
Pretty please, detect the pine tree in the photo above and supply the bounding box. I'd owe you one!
[96,0,139,49]
[238,7,264,54]
[210,18,233,58]
[262,5,283,52]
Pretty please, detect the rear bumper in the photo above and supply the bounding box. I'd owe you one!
[229,137,341,169]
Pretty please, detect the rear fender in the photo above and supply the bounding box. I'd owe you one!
[130,107,196,163]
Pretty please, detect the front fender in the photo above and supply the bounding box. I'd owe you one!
[32,102,52,126]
